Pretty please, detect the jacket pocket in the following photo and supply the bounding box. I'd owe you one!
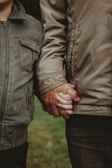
[24,83,34,121]
[19,37,41,72]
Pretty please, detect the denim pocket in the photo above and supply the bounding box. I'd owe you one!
[24,82,34,121]
[19,37,41,72]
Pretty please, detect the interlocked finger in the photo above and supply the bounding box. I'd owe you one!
[57,103,72,110]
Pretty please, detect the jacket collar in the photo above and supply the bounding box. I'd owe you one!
[9,0,27,20]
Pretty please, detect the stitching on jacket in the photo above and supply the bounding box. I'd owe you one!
[66,23,80,82]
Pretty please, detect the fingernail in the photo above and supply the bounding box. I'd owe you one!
[74,97,80,101]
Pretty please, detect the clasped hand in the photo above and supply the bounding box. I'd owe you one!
[40,83,80,119]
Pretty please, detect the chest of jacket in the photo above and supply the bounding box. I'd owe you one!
[66,0,112,105]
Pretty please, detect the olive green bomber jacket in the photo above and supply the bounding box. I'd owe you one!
[38,0,112,116]
[0,1,42,150]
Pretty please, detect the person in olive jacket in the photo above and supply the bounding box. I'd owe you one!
[0,0,42,167]
[38,0,112,168]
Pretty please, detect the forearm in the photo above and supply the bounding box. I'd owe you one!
[38,0,68,94]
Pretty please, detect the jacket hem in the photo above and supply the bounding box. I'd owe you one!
[0,126,28,150]
[73,104,112,116]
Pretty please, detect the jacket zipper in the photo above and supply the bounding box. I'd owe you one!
[0,21,10,120]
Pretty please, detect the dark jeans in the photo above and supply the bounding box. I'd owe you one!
[66,115,112,168]
[0,143,28,168]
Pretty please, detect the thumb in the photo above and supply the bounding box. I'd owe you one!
[67,87,80,102]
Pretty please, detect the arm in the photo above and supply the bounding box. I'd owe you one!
[38,0,68,94]
[38,0,79,119]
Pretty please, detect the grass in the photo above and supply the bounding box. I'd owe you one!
[27,97,72,168]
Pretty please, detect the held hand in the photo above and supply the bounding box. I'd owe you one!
[56,93,73,113]
[55,92,74,115]
[40,83,80,119]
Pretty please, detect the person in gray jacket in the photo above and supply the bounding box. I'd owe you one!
[0,0,42,167]
[38,0,112,168]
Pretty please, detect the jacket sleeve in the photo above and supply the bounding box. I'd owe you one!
[37,0,68,94]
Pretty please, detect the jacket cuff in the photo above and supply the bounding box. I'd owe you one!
[38,74,67,94]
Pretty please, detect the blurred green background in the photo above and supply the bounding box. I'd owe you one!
[27,98,72,168]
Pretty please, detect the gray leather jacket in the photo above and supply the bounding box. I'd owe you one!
[0,1,42,150]
[38,0,112,116]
